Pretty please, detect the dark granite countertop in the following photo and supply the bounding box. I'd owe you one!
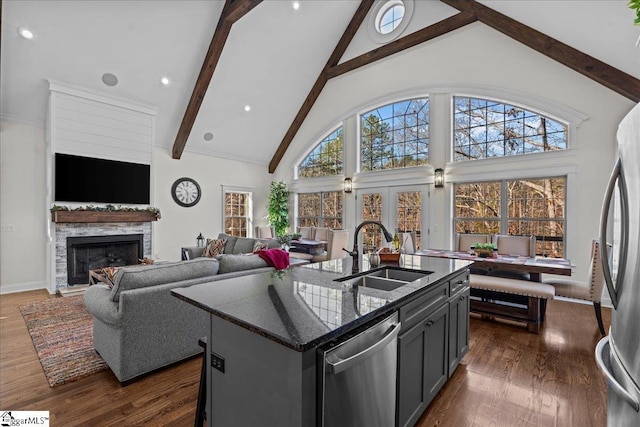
[172,255,472,352]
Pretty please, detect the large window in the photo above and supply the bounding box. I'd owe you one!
[360,98,429,172]
[453,96,568,161]
[224,191,251,237]
[454,177,565,257]
[298,127,343,178]
[298,191,343,229]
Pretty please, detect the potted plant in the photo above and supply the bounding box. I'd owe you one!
[267,181,290,237]
[473,242,497,258]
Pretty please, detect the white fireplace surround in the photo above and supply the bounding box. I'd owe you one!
[45,82,158,293]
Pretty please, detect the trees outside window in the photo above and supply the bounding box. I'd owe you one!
[224,191,251,237]
[453,96,567,161]
[360,98,429,172]
[454,177,565,257]
[297,191,343,229]
[298,127,343,178]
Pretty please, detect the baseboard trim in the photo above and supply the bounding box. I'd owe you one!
[0,280,52,295]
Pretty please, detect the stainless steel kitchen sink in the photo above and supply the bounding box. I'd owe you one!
[346,275,408,291]
[338,267,433,292]
[365,268,427,283]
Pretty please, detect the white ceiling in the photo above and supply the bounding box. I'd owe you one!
[2,0,639,166]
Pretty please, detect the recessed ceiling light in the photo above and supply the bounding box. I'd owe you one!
[203,132,214,141]
[17,27,34,40]
[292,1,300,10]
[160,76,170,86]
[244,105,251,112]
[101,73,119,87]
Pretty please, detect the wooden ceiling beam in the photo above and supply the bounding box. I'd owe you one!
[441,0,640,103]
[223,0,263,22]
[172,0,263,159]
[268,0,375,173]
[327,11,477,79]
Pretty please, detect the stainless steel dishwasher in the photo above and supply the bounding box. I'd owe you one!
[318,312,400,427]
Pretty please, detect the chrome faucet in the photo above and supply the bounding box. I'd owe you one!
[343,220,394,273]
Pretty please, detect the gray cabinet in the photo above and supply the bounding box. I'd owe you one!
[448,287,470,375]
[397,303,449,427]
[396,270,470,427]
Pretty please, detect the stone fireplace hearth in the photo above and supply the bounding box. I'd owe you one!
[53,222,152,290]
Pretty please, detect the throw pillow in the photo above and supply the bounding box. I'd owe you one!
[204,238,226,257]
[253,240,268,252]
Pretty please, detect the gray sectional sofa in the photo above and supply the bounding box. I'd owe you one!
[83,234,282,383]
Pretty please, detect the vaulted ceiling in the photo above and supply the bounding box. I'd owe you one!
[2,0,639,171]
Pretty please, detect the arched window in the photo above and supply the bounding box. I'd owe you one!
[453,96,568,161]
[360,98,429,172]
[298,127,343,178]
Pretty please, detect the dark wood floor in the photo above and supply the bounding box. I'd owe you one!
[1,290,609,426]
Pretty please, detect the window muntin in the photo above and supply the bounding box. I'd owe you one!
[507,177,565,258]
[377,1,405,34]
[224,192,251,237]
[297,191,343,229]
[360,98,429,172]
[454,177,566,257]
[361,193,383,253]
[396,191,422,250]
[454,181,501,235]
[298,128,343,178]
[453,96,568,161]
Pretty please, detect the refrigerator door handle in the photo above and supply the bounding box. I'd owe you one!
[595,336,640,412]
[327,322,400,375]
[600,158,629,309]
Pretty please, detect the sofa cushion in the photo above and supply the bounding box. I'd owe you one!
[204,238,226,257]
[233,237,257,254]
[110,258,219,302]
[216,254,269,274]
[218,233,237,254]
[262,238,280,249]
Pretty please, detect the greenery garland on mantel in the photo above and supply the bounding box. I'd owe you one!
[51,204,161,219]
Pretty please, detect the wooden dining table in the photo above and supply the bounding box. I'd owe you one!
[415,248,572,281]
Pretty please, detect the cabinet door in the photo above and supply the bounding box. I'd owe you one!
[423,304,449,405]
[397,319,427,427]
[448,288,470,375]
[397,304,449,427]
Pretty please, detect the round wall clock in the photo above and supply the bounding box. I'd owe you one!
[171,177,201,207]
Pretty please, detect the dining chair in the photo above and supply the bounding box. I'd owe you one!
[312,229,349,262]
[455,233,491,252]
[456,233,491,275]
[255,226,275,239]
[542,239,611,335]
[314,227,329,242]
[489,235,536,280]
[297,226,313,239]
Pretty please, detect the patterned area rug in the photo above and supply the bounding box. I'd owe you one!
[19,295,108,387]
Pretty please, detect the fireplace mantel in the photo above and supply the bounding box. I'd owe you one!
[51,211,158,223]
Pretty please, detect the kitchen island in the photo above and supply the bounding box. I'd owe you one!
[172,255,472,427]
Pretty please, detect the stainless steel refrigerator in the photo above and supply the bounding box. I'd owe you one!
[596,102,640,426]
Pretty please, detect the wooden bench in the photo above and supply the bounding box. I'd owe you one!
[469,274,555,333]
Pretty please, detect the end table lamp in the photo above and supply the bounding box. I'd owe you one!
[197,233,204,248]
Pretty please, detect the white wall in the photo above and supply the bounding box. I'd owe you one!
[0,119,272,293]
[273,23,636,283]
[152,148,271,262]
[0,119,47,293]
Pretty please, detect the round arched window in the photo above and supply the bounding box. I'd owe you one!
[376,1,405,34]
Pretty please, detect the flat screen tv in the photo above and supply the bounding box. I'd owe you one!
[55,153,150,204]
